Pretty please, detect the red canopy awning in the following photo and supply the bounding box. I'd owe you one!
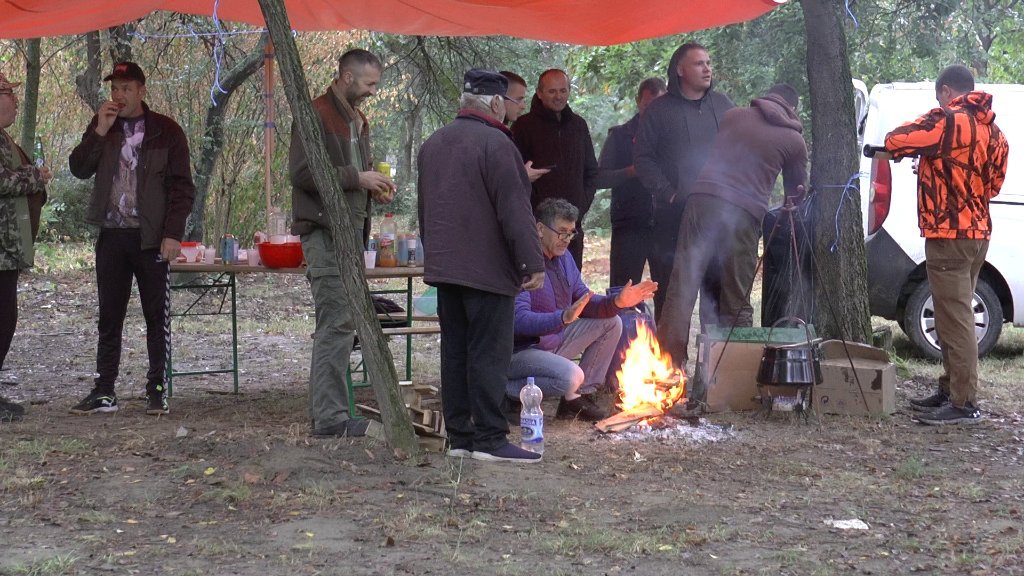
[0,0,780,44]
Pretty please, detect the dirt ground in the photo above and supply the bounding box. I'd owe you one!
[2,253,1024,576]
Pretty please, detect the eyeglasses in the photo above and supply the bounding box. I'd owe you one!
[0,89,14,96]
[502,95,524,106]
[541,220,577,242]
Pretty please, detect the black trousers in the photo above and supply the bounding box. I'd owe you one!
[436,283,513,452]
[650,203,720,328]
[609,223,654,287]
[94,228,170,396]
[0,269,18,372]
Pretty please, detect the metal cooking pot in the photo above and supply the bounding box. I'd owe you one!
[757,317,822,387]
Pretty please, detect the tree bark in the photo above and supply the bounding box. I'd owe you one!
[74,31,102,114]
[18,39,41,152]
[257,0,419,460]
[107,23,135,64]
[186,36,269,242]
[801,0,872,342]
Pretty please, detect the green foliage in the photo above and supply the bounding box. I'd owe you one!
[4,1,1024,243]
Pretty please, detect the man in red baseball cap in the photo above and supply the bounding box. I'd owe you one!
[69,61,195,417]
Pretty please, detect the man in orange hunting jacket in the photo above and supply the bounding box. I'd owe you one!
[883,64,1009,426]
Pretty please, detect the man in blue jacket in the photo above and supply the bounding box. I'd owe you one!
[509,198,657,421]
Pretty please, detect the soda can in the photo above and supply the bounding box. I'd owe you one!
[367,234,379,252]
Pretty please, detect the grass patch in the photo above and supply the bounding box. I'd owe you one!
[7,553,79,576]
[894,456,927,481]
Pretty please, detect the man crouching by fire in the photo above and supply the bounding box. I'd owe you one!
[508,198,657,422]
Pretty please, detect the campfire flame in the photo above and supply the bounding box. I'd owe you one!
[615,321,686,413]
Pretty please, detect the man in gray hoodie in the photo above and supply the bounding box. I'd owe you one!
[658,84,808,375]
[634,42,735,327]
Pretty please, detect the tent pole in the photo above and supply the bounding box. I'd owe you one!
[263,39,275,232]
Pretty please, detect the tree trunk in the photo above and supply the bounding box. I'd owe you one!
[18,39,41,152]
[187,36,269,242]
[107,23,135,64]
[801,0,871,342]
[257,0,419,460]
[74,31,102,114]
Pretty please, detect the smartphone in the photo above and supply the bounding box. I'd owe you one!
[538,164,557,170]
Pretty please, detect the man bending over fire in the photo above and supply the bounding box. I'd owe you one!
[508,198,658,422]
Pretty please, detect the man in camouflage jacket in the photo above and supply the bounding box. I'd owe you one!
[0,71,50,421]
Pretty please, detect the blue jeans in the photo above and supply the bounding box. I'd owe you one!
[507,316,622,400]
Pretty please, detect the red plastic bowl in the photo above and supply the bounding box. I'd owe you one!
[258,242,304,268]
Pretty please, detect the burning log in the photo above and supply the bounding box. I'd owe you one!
[596,322,689,433]
[595,405,664,433]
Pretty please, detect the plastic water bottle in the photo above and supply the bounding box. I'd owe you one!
[378,213,398,267]
[520,377,544,454]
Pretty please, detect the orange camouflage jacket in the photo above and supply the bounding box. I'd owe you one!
[884,91,1009,240]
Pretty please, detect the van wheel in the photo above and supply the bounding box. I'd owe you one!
[902,278,1002,360]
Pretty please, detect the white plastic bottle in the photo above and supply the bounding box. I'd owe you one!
[519,377,544,454]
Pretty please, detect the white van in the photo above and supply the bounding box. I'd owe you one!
[855,80,1024,359]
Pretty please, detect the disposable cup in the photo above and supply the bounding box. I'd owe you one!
[364,250,377,269]
[247,248,261,266]
[204,247,216,264]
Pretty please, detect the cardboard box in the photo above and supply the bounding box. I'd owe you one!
[814,340,896,416]
[696,326,819,412]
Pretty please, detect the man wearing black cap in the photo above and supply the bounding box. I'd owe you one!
[658,83,807,386]
[69,61,195,417]
[418,69,545,463]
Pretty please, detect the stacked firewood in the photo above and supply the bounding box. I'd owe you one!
[358,382,446,452]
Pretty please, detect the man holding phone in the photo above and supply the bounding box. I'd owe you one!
[69,61,195,417]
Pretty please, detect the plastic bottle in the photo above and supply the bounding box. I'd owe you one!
[33,138,45,167]
[406,232,418,267]
[519,377,544,454]
[378,213,398,267]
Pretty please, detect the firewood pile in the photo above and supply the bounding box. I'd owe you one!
[357,382,446,452]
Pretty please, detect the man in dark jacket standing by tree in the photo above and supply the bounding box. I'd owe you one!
[418,69,545,463]
[599,77,667,287]
[634,42,735,325]
[659,84,807,383]
[512,69,600,270]
[289,49,395,438]
[69,62,195,417]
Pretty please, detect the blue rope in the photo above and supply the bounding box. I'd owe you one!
[818,172,863,253]
[209,0,229,107]
[845,0,860,28]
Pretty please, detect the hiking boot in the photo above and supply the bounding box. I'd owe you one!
[0,397,25,422]
[146,393,170,416]
[471,442,542,463]
[312,418,371,438]
[69,390,118,415]
[556,396,607,422]
[917,403,982,426]
[909,391,948,412]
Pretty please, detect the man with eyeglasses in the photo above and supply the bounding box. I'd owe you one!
[500,70,551,184]
[418,69,546,463]
[658,84,807,394]
[0,71,51,422]
[508,198,657,421]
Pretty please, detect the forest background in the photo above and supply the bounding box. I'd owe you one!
[0,0,1019,258]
